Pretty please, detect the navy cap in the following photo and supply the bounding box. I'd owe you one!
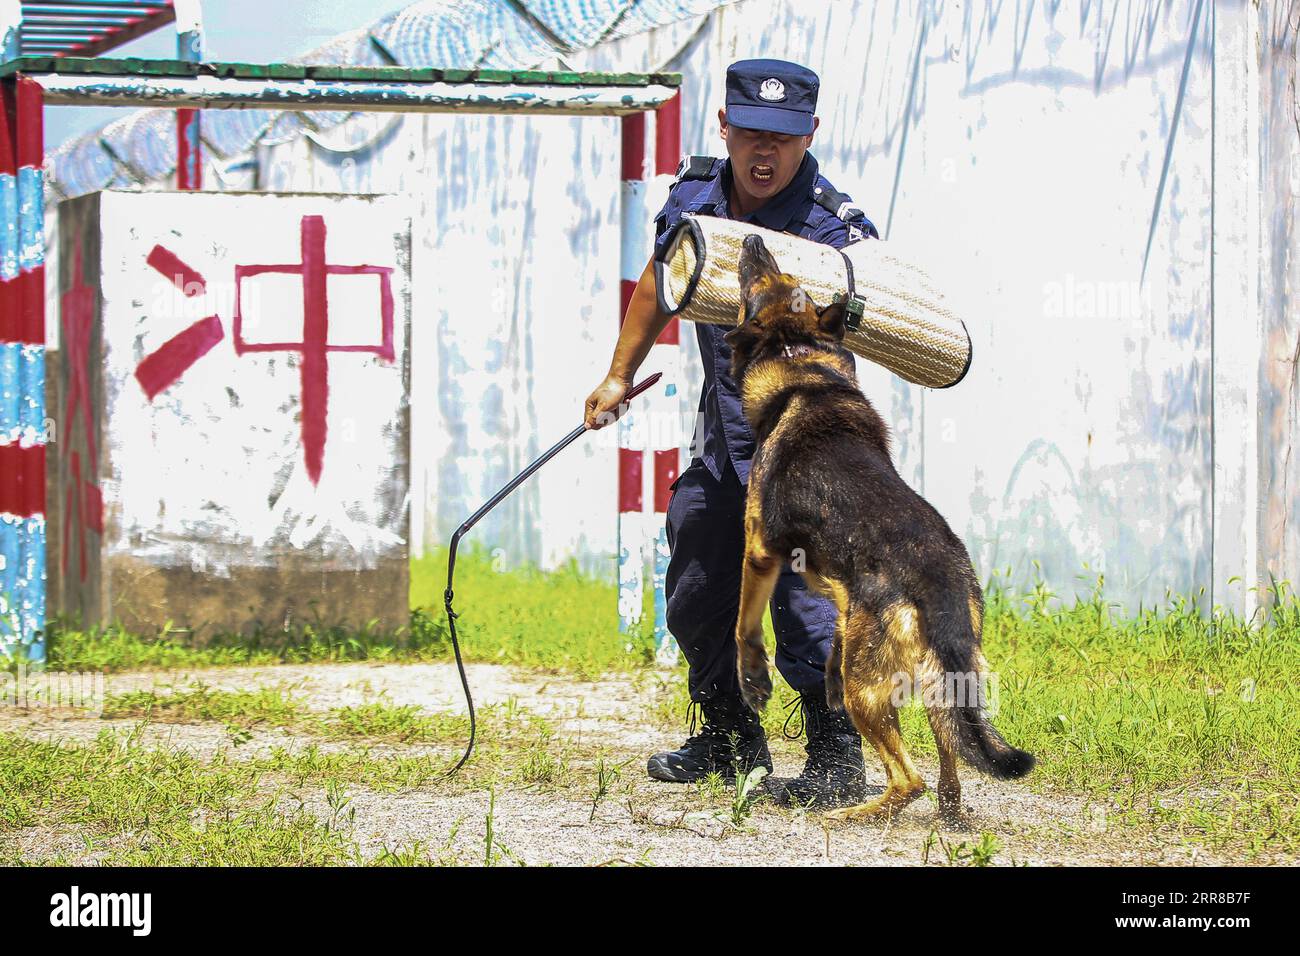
[725,58,819,136]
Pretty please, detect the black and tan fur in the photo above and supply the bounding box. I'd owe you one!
[723,234,1034,825]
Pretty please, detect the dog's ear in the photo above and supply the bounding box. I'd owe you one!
[738,234,782,298]
[723,323,750,348]
[724,320,761,359]
[817,299,847,341]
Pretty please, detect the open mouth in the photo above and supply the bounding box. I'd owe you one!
[750,164,775,187]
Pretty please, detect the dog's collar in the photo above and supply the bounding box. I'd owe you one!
[781,343,816,359]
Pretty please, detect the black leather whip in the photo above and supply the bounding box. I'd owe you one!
[441,372,663,775]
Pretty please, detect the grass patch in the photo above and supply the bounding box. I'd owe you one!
[911,581,1300,856]
[101,683,305,729]
[38,545,654,678]
[0,731,362,865]
[644,577,1300,858]
[0,709,587,864]
[410,545,657,676]
[41,612,448,673]
[100,683,557,751]
[13,551,1300,861]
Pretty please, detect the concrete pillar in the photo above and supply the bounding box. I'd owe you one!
[1210,0,1263,618]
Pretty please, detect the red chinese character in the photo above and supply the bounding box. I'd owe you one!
[233,215,395,485]
[135,215,395,486]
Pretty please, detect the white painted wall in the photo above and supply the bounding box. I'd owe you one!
[94,191,410,573]
[43,1,1299,616]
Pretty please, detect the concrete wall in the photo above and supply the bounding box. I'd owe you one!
[51,191,411,636]
[42,0,1300,617]
[600,0,1293,617]
[1257,0,1300,611]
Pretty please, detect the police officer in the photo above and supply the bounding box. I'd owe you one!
[583,58,879,807]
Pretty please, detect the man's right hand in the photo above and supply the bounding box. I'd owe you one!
[585,256,672,430]
[584,374,632,430]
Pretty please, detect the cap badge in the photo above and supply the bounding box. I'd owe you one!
[757,78,786,102]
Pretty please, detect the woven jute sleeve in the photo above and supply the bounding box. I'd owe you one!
[655,215,972,389]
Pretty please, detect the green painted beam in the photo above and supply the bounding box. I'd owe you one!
[0,56,682,87]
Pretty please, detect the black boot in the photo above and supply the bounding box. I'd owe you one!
[769,692,869,808]
[647,698,773,783]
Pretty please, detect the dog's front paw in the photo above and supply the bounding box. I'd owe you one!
[738,655,773,713]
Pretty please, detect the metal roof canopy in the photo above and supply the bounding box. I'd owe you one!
[0,56,684,114]
[11,1,180,58]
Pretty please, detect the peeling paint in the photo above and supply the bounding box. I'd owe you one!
[52,191,411,635]
[31,0,1297,621]
[34,74,679,116]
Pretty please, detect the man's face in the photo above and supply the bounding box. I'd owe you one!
[718,108,818,205]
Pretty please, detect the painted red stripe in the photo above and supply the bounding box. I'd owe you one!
[618,447,643,513]
[27,441,45,520]
[147,244,207,295]
[177,109,201,191]
[0,443,43,516]
[18,266,43,346]
[69,451,85,582]
[15,77,45,353]
[619,278,636,328]
[0,78,16,177]
[0,272,41,344]
[654,316,679,346]
[653,449,678,513]
[655,93,682,177]
[15,76,44,170]
[621,112,646,182]
[0,276,19,343]
[376,265,395,361]
[83,479,103,535]
[134,315,224,400]
[62,455,73,578]
[299,215,329,486]
[237,264,303,277]
[0,442,12,518]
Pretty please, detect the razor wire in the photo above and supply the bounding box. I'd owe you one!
[44,0,733,199]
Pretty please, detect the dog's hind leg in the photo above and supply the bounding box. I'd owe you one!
[735,521,780,714]
[923,590,983,828]
[828,684,926,822]
[826,605,927,823]
[925,700,969,829]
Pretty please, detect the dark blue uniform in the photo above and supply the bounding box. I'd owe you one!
[654,151,879,704]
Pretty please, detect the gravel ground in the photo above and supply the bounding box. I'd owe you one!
[0,661,1284,867]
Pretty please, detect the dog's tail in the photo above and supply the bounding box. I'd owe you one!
[919,590,1035,781]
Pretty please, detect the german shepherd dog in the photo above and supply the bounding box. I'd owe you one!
[723,234,1034,824]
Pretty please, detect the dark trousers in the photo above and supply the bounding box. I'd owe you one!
[664,457,838,704]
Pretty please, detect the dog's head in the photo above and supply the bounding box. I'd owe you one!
[723,234,848,383]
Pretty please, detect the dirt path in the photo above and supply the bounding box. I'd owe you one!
[0,661,1274,866]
